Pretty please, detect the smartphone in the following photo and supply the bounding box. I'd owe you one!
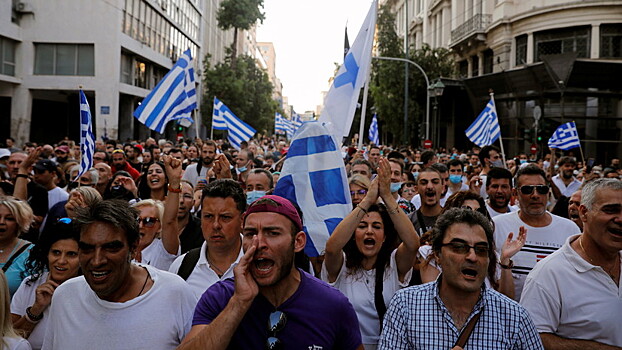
[586,158,595,173]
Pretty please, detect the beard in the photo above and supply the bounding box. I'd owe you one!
[202,157,214,166]
[562,171,573,179]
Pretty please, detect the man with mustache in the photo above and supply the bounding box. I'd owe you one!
[178,195,362,350]
[493,165,580,301]
[409,167,444,237]
[551,157,581,198]
[521,178,622,348]
[485,167,518,218]
[182,141,217,188]
[567,189,583,231]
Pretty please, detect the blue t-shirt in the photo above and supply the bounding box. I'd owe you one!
[1,243,32,297]
[193,268,362,350]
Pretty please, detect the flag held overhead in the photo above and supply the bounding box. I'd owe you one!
[212,97,256,149]
[465,97,501,147]
[548,121,581,150]
[76,90,95,180]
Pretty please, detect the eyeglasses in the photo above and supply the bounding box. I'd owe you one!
[403,189,415,193]
[519,185,549,195]
[136,217,160,227]
[441,241,490,257]
[349,189,367,196]
[265,311,286,350]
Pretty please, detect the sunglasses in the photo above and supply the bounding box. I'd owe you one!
[136,217,160,227]
[265,311,286,350]
[519,185,549,195]
[441,241,490,257]
[349,189,367,196]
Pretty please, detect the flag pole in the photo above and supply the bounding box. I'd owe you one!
[490,89,507,169]
[357,80,371,150]
[574,120,586,165]
[210,96,215,140]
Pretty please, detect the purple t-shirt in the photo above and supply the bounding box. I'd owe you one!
[193,268,362,350]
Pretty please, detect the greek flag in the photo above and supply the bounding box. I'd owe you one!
[133,49,196,133]
[548,121,581,150]
[76,90,95,180]
[275,112,286,135]
[212,97,256,149]
[318,0,377,145]
[368,113,379,145]
[274,122,352,257]
[465,97,500,147]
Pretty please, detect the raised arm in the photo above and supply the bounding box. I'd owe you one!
[161,155,181,255]
[212,154,233,180]
[178,240,258,350]
[540,334,622,350]
[14,147,41,200]
[496,226,526,299]
[324,177,380,282]
[377,158,419,281]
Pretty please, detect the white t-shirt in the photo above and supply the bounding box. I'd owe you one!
[169,241,243,299]
[410,192,448,210]
[493,211,580,301]
[320,250,412,346]
[520,235,622,347]
[486,202,519,218]
[446,183,469,198]
[10,273,50,350]
[134,238,179,271]
[3,337,31,350]
[47,187,68,210]
[551,175,582,197]
[181,163,210,187]
[42,265,197,350]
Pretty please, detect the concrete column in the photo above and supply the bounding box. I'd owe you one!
[478,52,484,76]
[442,6,450,46]
[526,32,534,64]
[591,24,600,59]
[10,86,32,146]
[467,56,473,78]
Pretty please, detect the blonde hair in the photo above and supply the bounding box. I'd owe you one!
[348,174,371,190]
[0,196,34,234]
[0,272,21,344]
[131,199,164,224]
[70,186,102,205]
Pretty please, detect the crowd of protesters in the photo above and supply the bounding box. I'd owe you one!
[0,134,620,349]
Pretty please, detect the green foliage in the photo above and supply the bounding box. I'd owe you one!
[202,54,277,136]
[370,4,457,147]
[217,0,265,31]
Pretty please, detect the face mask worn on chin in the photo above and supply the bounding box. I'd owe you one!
[491,159,504,168]
[390,182,402,193]
[412,172,420,180]
[449,174,462,184]
[237,167,248,174]
[246,190,266,204]
[520,159,527,164]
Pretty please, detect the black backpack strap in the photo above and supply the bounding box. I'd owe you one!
[177,247,201,281]
[3,243,31,273]
[374,265,387,332]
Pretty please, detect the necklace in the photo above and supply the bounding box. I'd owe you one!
[0,240,20,263]
[136,267,150,297]
[579,236,620,280]
[207,253,225,277]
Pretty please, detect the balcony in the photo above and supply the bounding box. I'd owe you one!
[450,14,492,47]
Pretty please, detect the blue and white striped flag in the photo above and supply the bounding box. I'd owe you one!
[76,90,95,180]
[548,121,581,150]
[318,0,377,145]
[275,112,286,135]
[133,49,196,133]
[465,97,501,147]
[368,113,379,145]
[212,97,256,149]
[274,122,352,257]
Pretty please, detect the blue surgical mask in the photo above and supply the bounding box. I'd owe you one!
[246,190,266,204]
[237,166,248,173]
[390,182,402,193]
[491,159,504,168]
[520,159,527,164]
[449,174,462,184]
[412,172,419,180]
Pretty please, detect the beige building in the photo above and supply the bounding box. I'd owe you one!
[382,0,622,161]
[257,41,284,111]
[0,0,236,145]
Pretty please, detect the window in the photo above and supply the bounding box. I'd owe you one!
[34,43,94,76]
[120,52,132,84]
[471,55,479,76]
[601,24,622,59]
[483,49,494,74]
[515,34,527,65]
[534,27,590,62]
[0,36,17,76]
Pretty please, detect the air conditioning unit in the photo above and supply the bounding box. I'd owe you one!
[15,1,34,13]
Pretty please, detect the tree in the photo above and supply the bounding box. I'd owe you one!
[202,54,278,136]
[217,0,265,63]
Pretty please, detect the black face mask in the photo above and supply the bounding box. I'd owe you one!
[67,182,79,191]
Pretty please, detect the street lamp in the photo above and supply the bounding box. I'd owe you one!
[428,79,445,147]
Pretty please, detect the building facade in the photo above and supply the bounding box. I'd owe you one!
[382,0,622,162]
[0,0,236,145]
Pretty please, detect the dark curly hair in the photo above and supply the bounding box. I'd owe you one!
[137,161,169,199]
[343,203,399,273]
[24,218,81,285]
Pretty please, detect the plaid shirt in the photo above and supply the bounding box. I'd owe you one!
[379,280,544,350]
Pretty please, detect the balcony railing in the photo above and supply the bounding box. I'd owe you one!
[451,14,492,44]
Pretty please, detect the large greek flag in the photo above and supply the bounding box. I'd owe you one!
[368,113,379,145]
[212,97,256,149]
[76,90,95,180]
[274,122,352,257]
[133,49,196,133]
[318,0,377,145]
[548,121,581,150]
[465,97,500,147]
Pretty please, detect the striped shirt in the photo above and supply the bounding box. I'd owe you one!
[379,280,543,350]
